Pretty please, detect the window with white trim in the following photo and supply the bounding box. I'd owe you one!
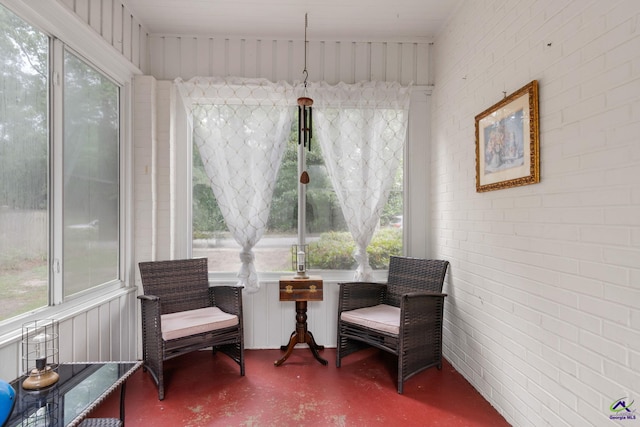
[0,4,121,322]
[184,78,407,286]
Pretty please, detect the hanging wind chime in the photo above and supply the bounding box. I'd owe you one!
[298,13,313,155]
[294,13,312,279]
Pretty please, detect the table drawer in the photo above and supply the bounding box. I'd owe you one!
[279,276,323,301]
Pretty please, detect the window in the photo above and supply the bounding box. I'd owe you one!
[0,4,122,322]
[0,5,49,320]
[63,50,120,297]
[192,118,403,275]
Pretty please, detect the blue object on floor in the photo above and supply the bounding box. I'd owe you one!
[0,380,15,427]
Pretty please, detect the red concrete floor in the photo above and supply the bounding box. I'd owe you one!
[91,348,510,426]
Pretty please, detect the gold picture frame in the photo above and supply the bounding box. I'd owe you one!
[475,80,540,192]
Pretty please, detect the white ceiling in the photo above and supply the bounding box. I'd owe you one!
[124,0,461,40]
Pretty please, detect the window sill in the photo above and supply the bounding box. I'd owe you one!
[207,269,389,285]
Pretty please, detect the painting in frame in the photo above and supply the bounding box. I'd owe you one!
[475,80,540,192]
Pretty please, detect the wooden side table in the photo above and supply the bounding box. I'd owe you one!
[274,275,328,366]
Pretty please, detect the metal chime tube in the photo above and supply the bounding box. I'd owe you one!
[308,106,312,149]
[298,105,302,146]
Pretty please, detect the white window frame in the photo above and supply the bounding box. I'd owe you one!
[0,0,135,337]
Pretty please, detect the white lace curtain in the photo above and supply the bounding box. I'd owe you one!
[308,81,411,281]
[176,77,411,286]
[176,77,295,293]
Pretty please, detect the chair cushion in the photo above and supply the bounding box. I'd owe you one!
[340,304,400,335]
[161,307,238,341]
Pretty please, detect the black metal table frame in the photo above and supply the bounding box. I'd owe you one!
[7,361,142,427]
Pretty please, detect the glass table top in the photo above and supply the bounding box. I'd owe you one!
[7,361,141,427]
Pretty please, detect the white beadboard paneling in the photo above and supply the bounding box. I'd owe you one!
[278,299,294,346]
[59,0,74,11]
[15,0,145,72]
[75,0,89,23]
[385,42,401,83]
[102,0,113,45]
[88,0,101,34]
[353,42,370,82]
[196,37,210,76]
[238,281,341,350]
[322,41,338,84]
[59,319,74,362]
[267,282,285,348]
[416,43,430,86]
[241,291,255,347]
[307,40,323,83]
[406,90,430,258]
[337,41,353,82]
[0,289,137,379]
[290,40,305,83]
[370,42,386,81]
[257,39,274,81]
[109,298,121,359]
[99,303,111,361]
[179,37,197,79]
[118,292,131,359]
[132,17,141,68]
[150,37,165,78]
[210,38,226,77]
[139,24,148,72]
[87,307,101,360]
[123,10,132,61]
[274,40,290,82]
[112,1,123,54]
[0,343,19,380]
[73,313,89,361]
[244,38,258,79]
[163,37,181,80]
[400,43,415,85]
[227,38,243,77]
[147,34,431,84]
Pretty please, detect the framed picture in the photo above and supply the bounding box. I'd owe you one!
[475,80,540,192]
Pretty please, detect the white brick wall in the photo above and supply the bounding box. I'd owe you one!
[432,0,640,425]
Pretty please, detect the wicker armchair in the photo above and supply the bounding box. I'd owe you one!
[138,258,245,400]
[336,256,449,393]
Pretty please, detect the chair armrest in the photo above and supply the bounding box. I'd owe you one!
[209,286,243,317]
[138,294,163,345]
[401,291,447,309]
[137,294,161,317]
[138,293,161,314]
[400,292,447,331]
[403,291,447,299]
[337,282,387,313]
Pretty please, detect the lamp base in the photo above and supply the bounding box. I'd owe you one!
[294,271,309,279]
[22,367,59,390]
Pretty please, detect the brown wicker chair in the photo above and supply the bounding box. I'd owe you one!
[138,258,245,400]
[336,256,449,393]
